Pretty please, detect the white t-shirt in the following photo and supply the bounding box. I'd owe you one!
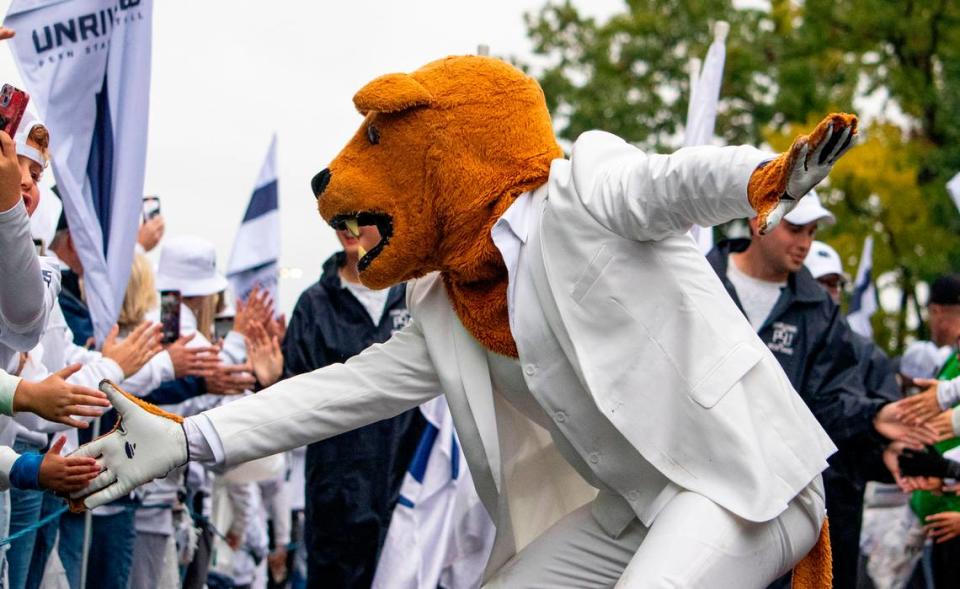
[726,256,785,331]
[344,279,390,325]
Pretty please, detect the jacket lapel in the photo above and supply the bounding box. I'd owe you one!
[530,194,587,382]
[449,311,503,495]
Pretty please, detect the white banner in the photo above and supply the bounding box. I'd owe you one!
[848,235,877,339]
[228,135,279,306]
[685,21,728,254]
[947,171,960,214]
[5,0,153,343]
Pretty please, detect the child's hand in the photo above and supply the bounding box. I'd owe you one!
[13,365,109,428]
[39,436,100,494]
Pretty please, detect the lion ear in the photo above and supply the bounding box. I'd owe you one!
[353,73,434,115]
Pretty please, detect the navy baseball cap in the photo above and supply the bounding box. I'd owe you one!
[929,274,960,306]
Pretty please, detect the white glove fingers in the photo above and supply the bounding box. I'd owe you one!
[794,143,810,178]
[99,380,139,417]
[829,127,855,163]
[809,125,833,168]
[68,436,107,459]
[760,201,788,234]
[819,126,846,166]
[76,468,117,497]
[82,481,127,510]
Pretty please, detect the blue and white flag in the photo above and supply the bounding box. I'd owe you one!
[6,0,153,343]
[227,135,280,306]
[848,235,877,338]
[373,396,494,589]
[685,21,729,254]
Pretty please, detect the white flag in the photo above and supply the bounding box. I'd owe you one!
[5,0,153,343]
[947,171,960,213]
[227,135,280,305]
[685,22,729,254]
[848,235,877,338]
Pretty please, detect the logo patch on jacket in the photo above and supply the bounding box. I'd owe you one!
[768,322,797,356]
[390,309,412,333]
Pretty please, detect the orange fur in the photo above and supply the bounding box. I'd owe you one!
[318,56,562,356]
[748,113,858,225]
[793,518,833,589]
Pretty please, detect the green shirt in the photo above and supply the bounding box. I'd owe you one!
[911,351,960,521]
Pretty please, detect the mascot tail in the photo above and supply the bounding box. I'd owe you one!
[791,517,832,589]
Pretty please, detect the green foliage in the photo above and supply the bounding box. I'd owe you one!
[522,0,960,354]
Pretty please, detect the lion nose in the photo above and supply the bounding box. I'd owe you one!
[311,168,331,199]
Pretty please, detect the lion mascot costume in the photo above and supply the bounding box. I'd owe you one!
[73,56,857,588]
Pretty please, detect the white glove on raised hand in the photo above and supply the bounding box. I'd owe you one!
[69,380,188,510]
[753,113,858,234]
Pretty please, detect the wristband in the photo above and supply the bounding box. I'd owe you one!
[9,452,43,490]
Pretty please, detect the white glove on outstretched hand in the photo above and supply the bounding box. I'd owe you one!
[69,380,188,511]
[749,113,858,234]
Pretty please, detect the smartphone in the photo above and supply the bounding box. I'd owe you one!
[159,290,181,344]
[142,195,161,222]
[0,84,29,138]
[214,315,235,342]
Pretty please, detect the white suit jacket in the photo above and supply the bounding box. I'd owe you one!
[203,131,836,562]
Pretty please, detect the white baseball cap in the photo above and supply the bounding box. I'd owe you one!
[156,236,228,297]
[900,341,953,379]
[804,240,846,280]
[14,111,48,168]
[783,189,835,226]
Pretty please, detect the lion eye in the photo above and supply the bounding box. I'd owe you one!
[366,124,380,145]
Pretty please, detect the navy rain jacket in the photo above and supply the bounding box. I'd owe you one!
[282,252,424,589]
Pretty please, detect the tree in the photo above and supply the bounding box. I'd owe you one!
[522,0,960,354]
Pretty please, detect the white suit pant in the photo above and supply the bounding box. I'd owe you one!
[484,477,825,588]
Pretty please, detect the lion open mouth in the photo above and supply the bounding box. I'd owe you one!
[330,211,394,272]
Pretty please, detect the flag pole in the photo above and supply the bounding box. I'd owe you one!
[78,416,100,589]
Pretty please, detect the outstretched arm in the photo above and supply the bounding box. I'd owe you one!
[203,319,442,466]
[572,113,857,241]
[70,320,442,509]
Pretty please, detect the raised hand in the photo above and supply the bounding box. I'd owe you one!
[102,322,162,378]
[137,215,165,252]
[165,333,219,378]
[928,409,956,441]
[925,512,960,544]
[893,380,943,425]
[748,113,858,234]
[873,402,940,446]
[267,312,287,344]
[12,364,110,428]
[204,363,256,395]
[245,323,283,388]
[69,380,188,511]
[39,436,101,494]
[234,286,272,338]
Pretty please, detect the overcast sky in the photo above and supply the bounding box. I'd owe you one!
[0,0,624,315]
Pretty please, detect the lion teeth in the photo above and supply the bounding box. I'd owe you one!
[358,245,367,258]
[345,218,360,237]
